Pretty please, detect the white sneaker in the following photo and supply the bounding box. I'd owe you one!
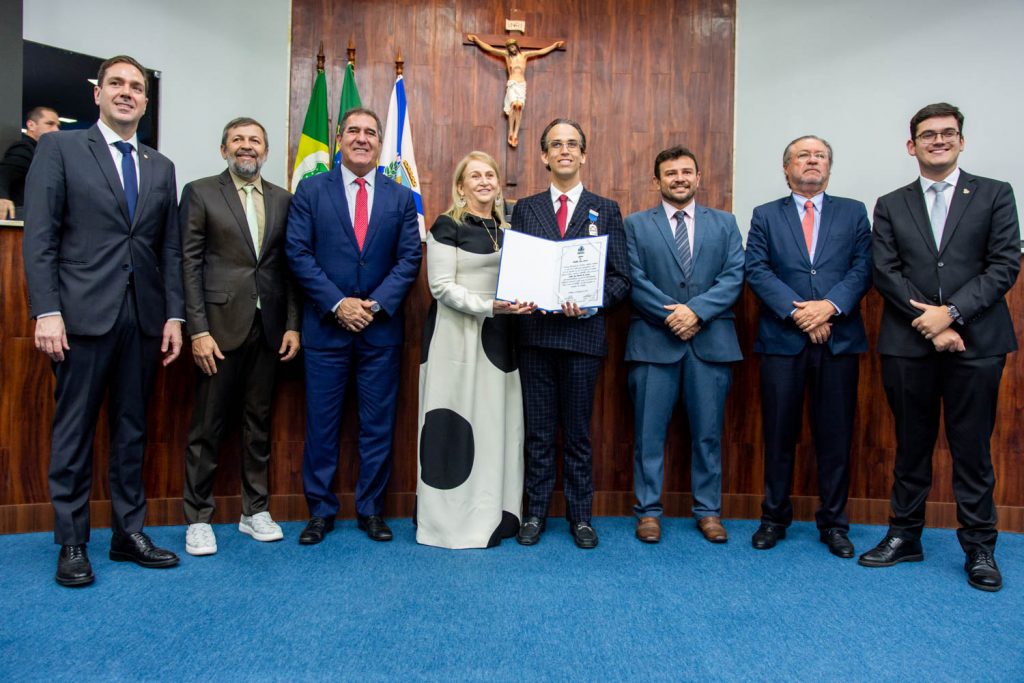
[185,523,217,556]
[239,511,284,542]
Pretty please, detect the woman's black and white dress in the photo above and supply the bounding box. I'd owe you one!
[416,214,523,549]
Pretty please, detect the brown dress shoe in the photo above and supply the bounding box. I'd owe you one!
[636,516,661,543]
[697,516,728,543]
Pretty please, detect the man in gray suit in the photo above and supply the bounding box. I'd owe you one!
[623,146,744,544]
[179,117,300,556]
[23,55,184,586]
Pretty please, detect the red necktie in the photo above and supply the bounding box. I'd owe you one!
[802,199,814,255]
[556,194,568,237]
[354,177,368,250]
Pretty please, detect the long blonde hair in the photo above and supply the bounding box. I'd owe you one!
[443,151,509,229]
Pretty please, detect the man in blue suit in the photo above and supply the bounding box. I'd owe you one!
[511,118,631,549]
[23,55,184,586]
[745,135,872,558]
[286,108,421,544]
[624,146,744,544]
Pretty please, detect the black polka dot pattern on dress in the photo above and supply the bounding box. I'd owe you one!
[420,300,437,364]
[481,316,517,373]
[419,408,474,490]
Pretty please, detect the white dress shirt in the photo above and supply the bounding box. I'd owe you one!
[662,199,696,256]
[97,119,140,192]
[548,182,584,228]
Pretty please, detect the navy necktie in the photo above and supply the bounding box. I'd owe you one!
[112,140,138,223]
[674,210,693,279]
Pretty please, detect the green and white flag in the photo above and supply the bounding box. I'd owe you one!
[333,62,362,168]
[291,67,330,192]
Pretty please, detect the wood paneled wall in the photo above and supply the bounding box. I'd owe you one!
[2,0,1022,533]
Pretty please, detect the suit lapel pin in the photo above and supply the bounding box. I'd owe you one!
[588,209,599,236]
[963,188,970,194]
[143,153,149,160]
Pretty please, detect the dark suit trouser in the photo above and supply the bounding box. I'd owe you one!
[49,288,160,545]
[183,313,277,524]
[881,353,1004,554]
[629,349,732,519]
[760,347,858,530]
[301,339,400,518]
[520,346,601,524]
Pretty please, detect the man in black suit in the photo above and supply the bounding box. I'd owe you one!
[510,118,630,549]
[23,55,184,586]
[861,103,1020,592]
[179,117,300,556]
[0,106,60,219]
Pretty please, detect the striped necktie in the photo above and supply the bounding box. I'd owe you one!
[674,210,693,279]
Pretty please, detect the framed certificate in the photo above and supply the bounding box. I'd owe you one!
[495,230,607,311]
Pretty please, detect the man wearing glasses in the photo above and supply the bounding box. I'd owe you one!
[863,103,1020,591]
[510,118,630,549]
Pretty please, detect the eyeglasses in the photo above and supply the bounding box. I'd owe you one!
[547,140,580,151]
[916,128,960,143]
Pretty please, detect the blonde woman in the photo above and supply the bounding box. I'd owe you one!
[416,151,534,548]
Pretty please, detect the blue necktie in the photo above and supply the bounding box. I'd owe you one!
[113,140,138,223]
[674,210,693,279]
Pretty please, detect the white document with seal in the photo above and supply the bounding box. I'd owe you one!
[496,230,607,311]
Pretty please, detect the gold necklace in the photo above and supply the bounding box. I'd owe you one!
[480,217,500,251]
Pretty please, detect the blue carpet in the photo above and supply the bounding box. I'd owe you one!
[1,518,1022,681]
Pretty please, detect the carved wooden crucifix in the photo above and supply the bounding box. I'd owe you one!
[464,11,565,150]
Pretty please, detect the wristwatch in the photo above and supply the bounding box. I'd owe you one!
[369,300,381,314]
[946,303,963,324]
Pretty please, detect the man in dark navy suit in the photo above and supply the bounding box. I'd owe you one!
[745,135,872,558]
[23,55,184,586]
[510,118,630,549]
[861,103,1019,592]
[286,108,421,545]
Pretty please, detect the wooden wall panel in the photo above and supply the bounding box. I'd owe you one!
[2,0,1022,533]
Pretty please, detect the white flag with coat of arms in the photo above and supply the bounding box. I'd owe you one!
[378,74,425,241]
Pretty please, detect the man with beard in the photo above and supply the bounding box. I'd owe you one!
[23,55,183,586]
[745,136,872,558]
[862,103,1019,591]
[179,117,300,555]
[623,146,744,544]
[466,35,563,147]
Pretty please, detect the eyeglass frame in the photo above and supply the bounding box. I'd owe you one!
[915,128,961,143]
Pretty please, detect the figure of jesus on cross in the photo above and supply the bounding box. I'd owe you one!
[467,34,564,147]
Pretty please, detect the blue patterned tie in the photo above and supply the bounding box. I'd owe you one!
[113,140,138,223]
[674,210,693,279]
[928,181,949,247]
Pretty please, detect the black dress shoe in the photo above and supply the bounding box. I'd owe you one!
[516,516,545,545]
[820,528,855,558]
[56,544,94,587]
[751,523,786,550]
[857,535,923,567]
[299,516,335,545]
[109,531,179,568]
[965,550,1002,592]
[571,521,599,549]
[357,515,393,542]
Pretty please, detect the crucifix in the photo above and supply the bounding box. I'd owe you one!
[465,12,565,150]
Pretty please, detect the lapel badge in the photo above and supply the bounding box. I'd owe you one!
[963,188,970,194]
[588,224,598,236]
[143,153,149,160]
[587,209,599,235]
